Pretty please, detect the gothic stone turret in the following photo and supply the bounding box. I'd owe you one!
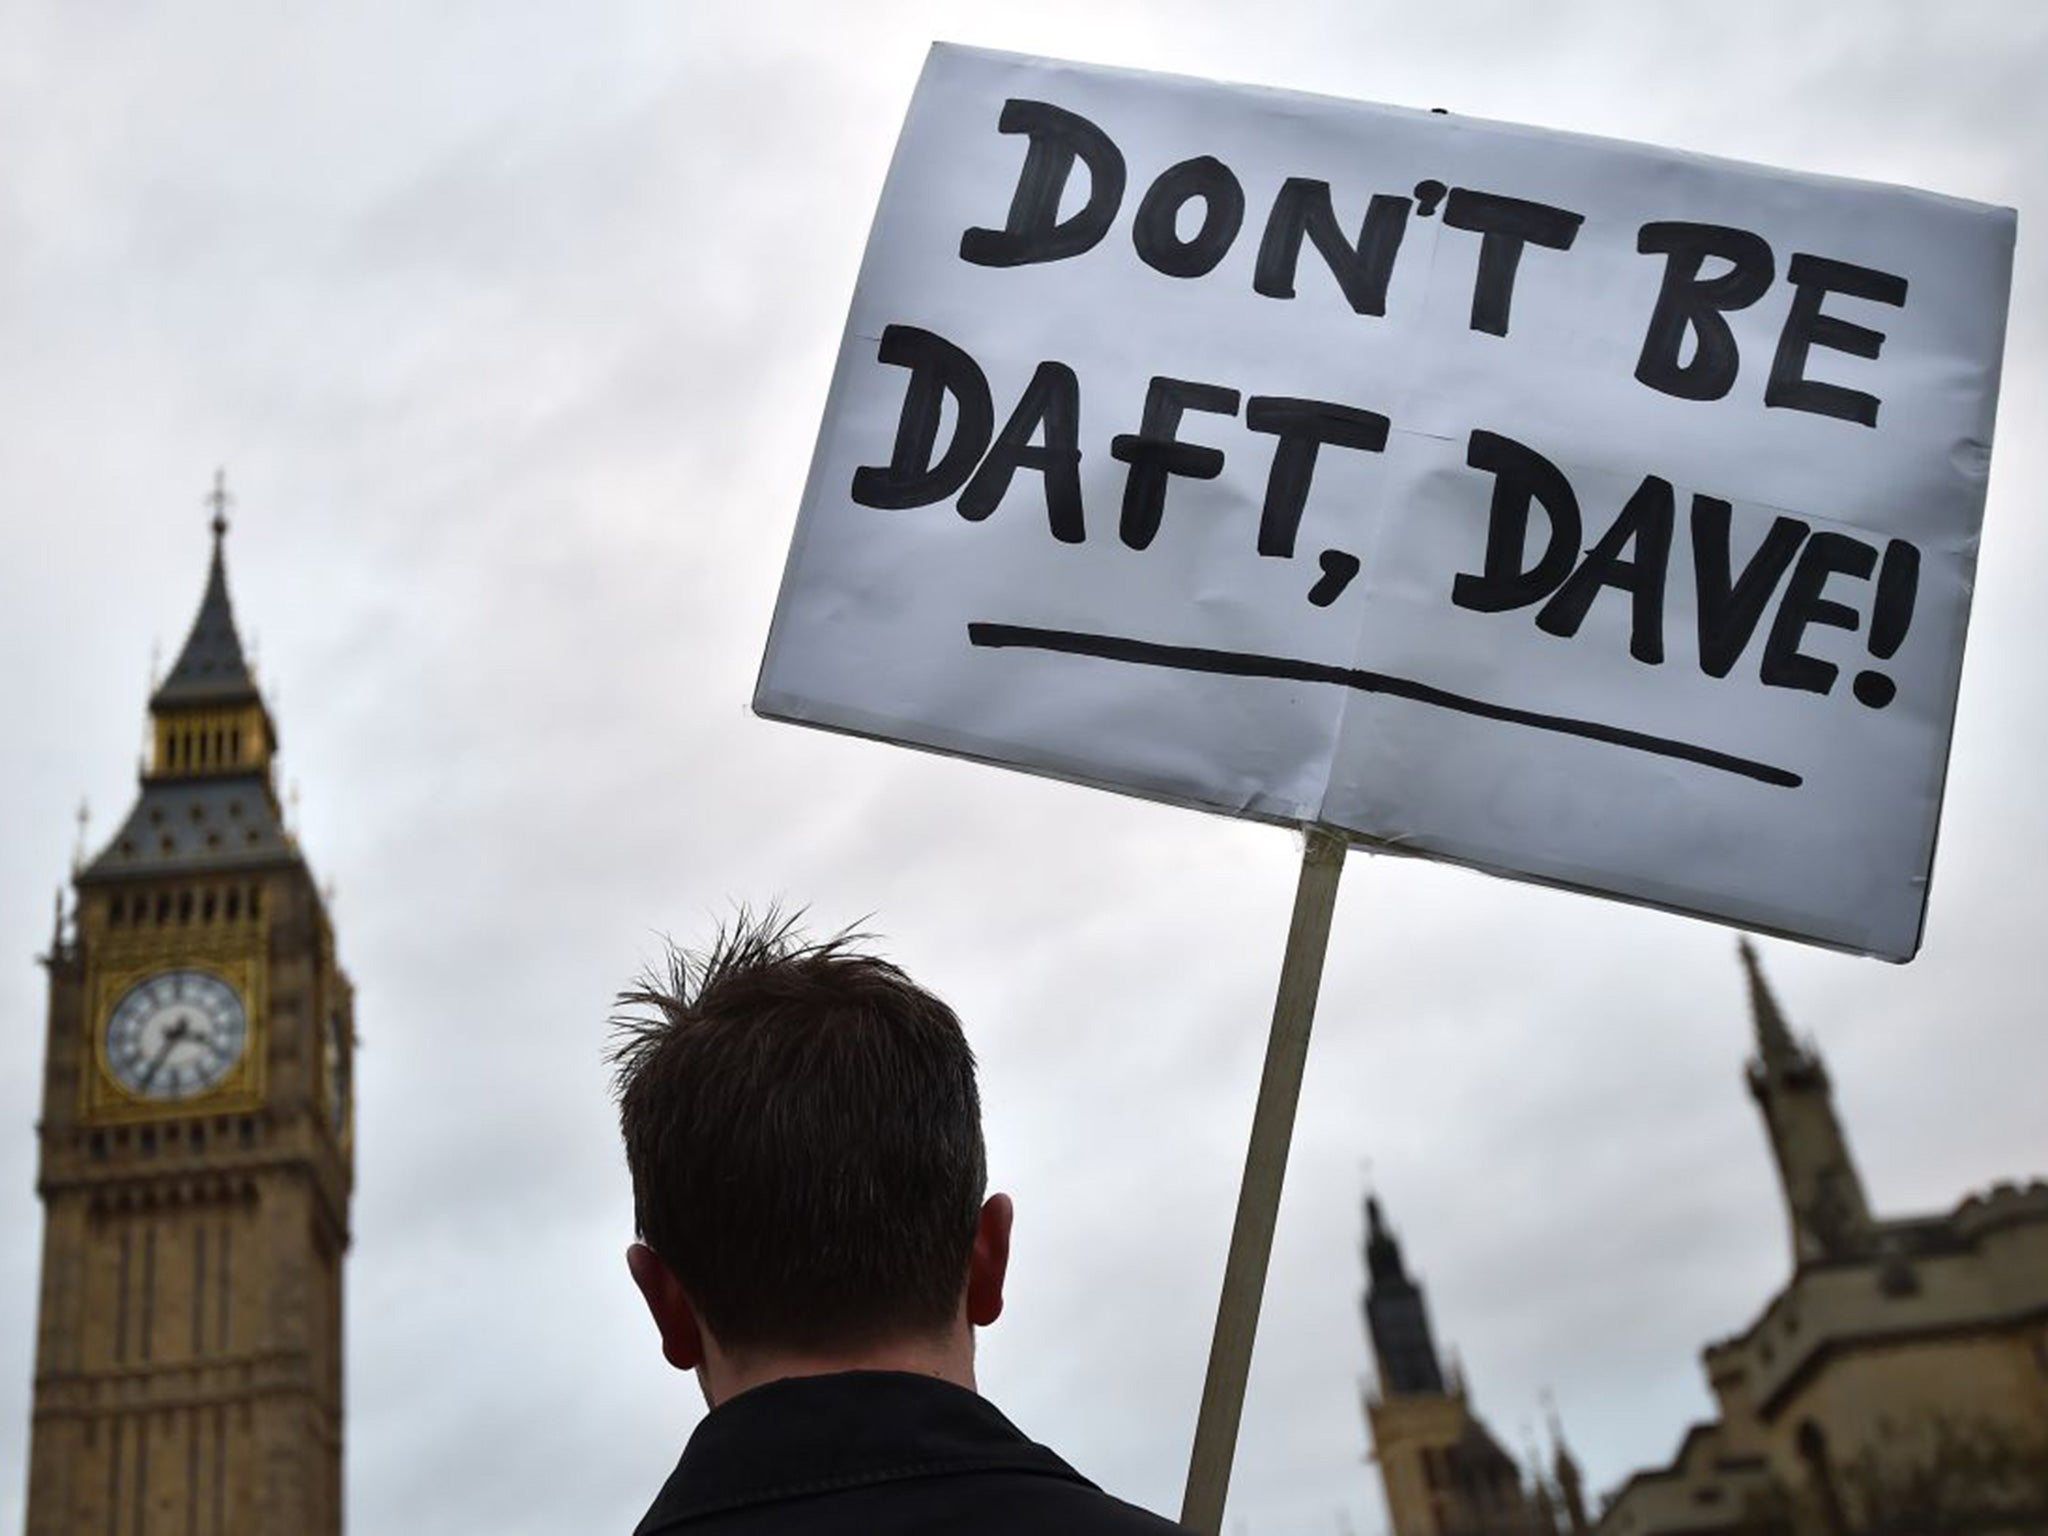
[24,481,356,1536]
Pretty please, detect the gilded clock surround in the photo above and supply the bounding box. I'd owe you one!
[84,929,268,1124]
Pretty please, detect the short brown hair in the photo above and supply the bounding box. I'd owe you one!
[608,914,987,1354]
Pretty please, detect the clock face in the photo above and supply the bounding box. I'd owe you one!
[104,970,248,1101]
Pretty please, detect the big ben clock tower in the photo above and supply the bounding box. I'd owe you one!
[25,480,354,1536]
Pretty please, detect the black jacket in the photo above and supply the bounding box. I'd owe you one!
[633,1370,1186,1534]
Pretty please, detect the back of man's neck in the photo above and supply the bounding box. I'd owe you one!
[702,1332,977,1408]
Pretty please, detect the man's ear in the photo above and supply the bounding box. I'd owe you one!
[627,1242,706,1373]
[966,1193,1013,1328]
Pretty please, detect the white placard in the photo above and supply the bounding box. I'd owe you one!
[756,44,2016,961]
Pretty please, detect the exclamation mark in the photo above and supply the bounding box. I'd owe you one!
[1852,540,1920,709]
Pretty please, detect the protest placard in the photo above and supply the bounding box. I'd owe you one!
[756,43,2015,962]
[757,47,2020,1528]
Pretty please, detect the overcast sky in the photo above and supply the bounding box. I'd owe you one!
[2,4,2045,1533]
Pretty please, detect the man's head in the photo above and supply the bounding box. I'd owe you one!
[610,913,1010,1394]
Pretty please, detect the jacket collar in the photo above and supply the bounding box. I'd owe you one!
[636,1371,1094,1531]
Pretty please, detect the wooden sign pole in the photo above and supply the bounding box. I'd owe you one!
[1179,825,1350,1535]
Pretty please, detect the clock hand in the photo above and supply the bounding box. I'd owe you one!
[137,1018,191,1091]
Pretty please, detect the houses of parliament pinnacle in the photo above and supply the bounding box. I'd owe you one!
[1361,945,2048,1535]
[22,481,354,1535]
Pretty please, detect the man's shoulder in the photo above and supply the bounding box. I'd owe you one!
[636,1372,1187,1534]
[686,1462,1186,1535]
[956,1469,1189,1534]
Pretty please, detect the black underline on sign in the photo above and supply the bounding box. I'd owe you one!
[966,623,1802,790]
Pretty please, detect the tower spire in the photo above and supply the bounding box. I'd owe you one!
[152,472,262,712]
[1529,1463,1562,1536]
[208,467,231,543]
[1363,1192,1447,1398]
[1740,940,1873,1265]
[1546,1394,1590,1535]
[1739,936,1802,1074]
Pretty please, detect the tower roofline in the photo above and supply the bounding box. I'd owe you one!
[82,478,294,880]
[78,772,302,884]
